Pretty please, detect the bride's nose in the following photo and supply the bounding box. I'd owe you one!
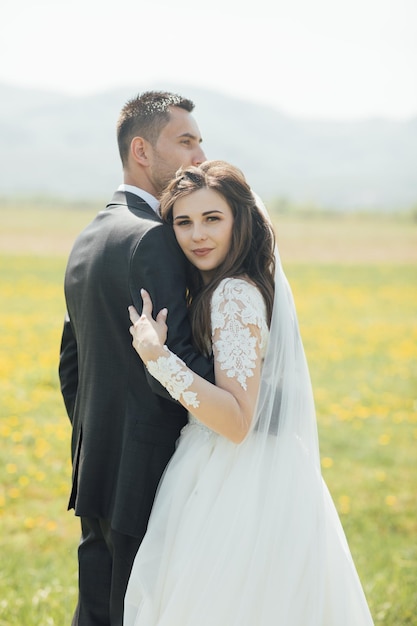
[191,223,207,241]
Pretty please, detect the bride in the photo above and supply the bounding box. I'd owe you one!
[124,160,374,625]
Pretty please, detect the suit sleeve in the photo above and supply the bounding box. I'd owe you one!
[129,224,214,399]
[58,312,79,422]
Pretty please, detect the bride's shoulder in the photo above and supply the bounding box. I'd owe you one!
[211,277,266,323]
[213,276,263,301]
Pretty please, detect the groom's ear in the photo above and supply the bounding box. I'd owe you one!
[131,136,150,166]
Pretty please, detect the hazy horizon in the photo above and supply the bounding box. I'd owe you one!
[2,0,416,122]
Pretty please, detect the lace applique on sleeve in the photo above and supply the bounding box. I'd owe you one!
[146,346,200,408]
[211,279,267,391]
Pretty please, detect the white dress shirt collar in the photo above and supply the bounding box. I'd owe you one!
[118,184,160,216]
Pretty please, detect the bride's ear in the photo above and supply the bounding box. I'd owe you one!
[131,137,150,166]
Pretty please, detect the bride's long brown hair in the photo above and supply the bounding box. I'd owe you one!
[160,160,276,355]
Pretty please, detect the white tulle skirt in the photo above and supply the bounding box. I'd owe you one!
[124,418,374,625]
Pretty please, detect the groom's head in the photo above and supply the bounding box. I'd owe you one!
[117,91,206,198]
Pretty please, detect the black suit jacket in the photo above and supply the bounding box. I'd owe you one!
[59,191,213,537]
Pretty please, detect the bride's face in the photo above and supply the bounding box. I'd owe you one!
[172,188,234,284]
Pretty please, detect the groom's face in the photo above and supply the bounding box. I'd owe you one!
[148,107,206,196]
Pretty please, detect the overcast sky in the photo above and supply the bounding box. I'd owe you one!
[2,0,416,120]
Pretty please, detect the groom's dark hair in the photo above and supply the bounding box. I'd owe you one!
[116,90,195,167]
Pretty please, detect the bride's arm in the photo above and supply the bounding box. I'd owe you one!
[129,288,263,444]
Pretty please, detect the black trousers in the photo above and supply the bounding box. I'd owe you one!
[71,517,143,626]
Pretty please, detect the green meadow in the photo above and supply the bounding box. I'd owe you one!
[0,204,416,625]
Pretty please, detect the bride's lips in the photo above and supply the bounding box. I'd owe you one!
[192,248,213,257]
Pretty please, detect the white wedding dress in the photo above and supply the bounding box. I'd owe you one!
[124,278,374,625]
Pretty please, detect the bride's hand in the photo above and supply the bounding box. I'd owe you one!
[128,289,168,363]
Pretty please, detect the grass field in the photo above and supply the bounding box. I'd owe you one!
[0,205,416,625]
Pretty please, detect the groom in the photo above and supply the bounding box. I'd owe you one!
[59,91,214,626]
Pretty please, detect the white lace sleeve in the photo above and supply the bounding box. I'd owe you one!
[211,278,268,391]
[146,347,200,408]
[145,279,268,413]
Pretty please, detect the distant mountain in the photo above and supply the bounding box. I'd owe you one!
[0,82,416,210]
